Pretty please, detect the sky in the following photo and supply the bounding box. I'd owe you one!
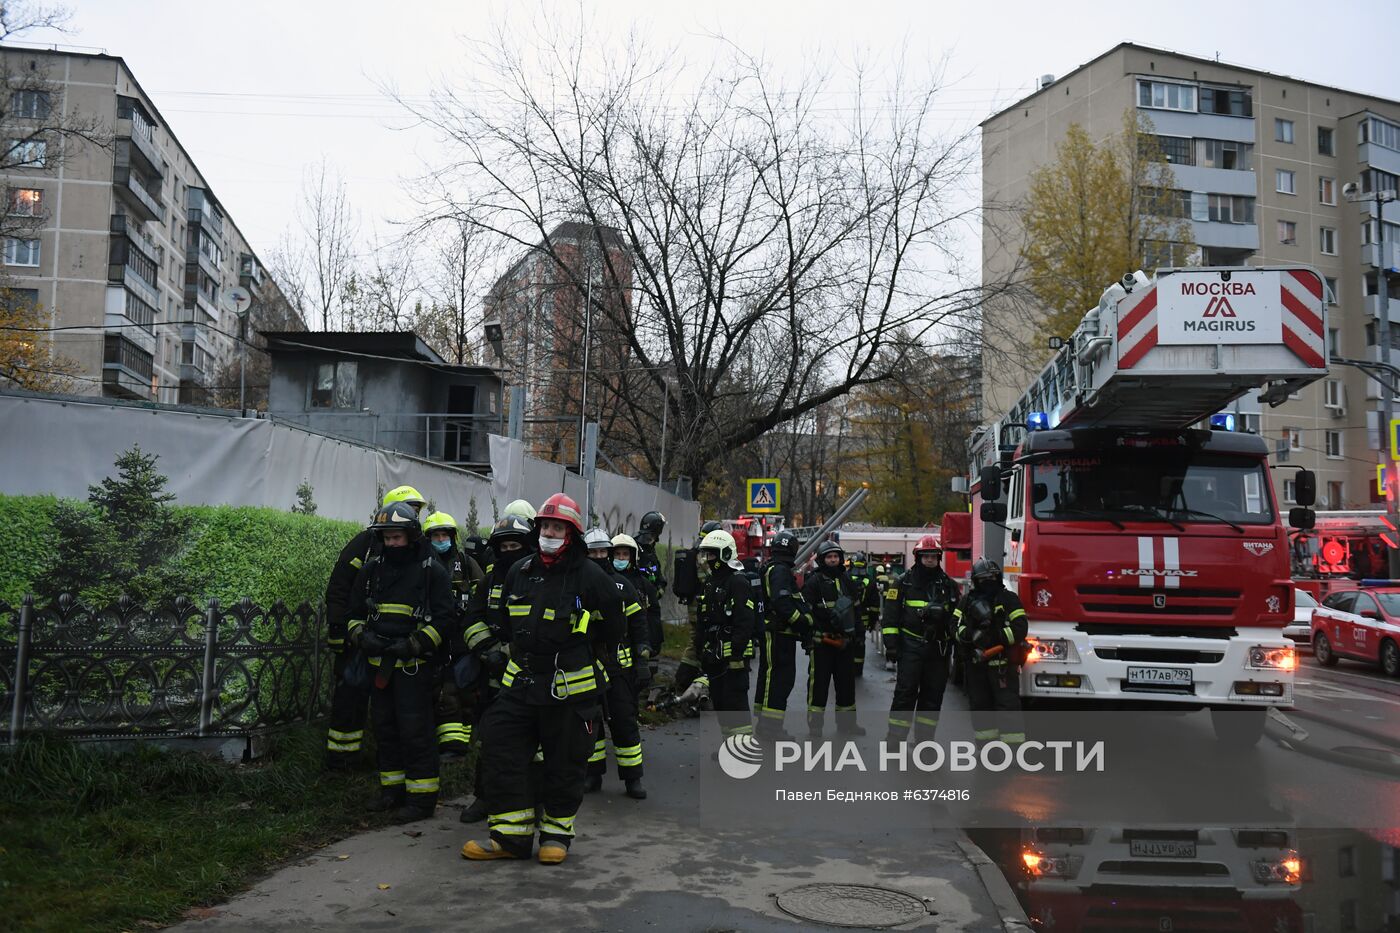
[20,0,1400,267]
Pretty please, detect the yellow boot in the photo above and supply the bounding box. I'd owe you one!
[537,842,568,865]
[462,839,525,861]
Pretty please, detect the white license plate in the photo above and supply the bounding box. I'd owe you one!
[1126,666,1192,686]
[1130,839,1196,858]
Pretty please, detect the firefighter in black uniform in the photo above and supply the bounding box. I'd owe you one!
[634,510,668,659]
[673,520,724,693]
[753,530,810,741]
[421,511,485,757]
[691,529,757,737]
[463,494,625,865]
[458,514,534,824]
[954,558,1028,745]
[344,501,457,822]
[801,540,866,737]
[580,528,651,799]
[884,534,960,744]
[612,532,660,701]
[323,485,426,769]
[848,551,876,678]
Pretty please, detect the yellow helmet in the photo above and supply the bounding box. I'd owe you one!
[421,511,458,536]
[382,485,426,508]
[503,498,537,522]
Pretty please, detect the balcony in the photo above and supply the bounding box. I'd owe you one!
[114,118,165,178]
[1171,164,1257,197]
[1363,240,1400,272]
[1360,143,1400,179]
[112,166,164,224]
[103,334,154,399]
[1190,220,1259,250]
[1140,109,1256,144]
[103,285,157,354]
[107,232,161,308]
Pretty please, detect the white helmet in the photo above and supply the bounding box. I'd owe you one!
[583,527,613,551]
[699,529,743,571]
[611,533,640,557]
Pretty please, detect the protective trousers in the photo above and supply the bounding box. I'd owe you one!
[963,660,1025,744]
[326,648,369,761]
[588,671,643,780]
[479,692,597,856]
[887,638,952,741]
[433,672,471,755]
[710,666,752,736]
[807,640,858,734]
[371,664,441,810]
[753,631,798,735]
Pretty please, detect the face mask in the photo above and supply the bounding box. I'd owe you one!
[539,536,566,555]
[383,544,413,564]
[613,559,630,572]
[431,539,453,554]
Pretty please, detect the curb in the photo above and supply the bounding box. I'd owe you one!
[953,831,1032,932]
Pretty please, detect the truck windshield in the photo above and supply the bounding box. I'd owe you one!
[1031,449,1274,526]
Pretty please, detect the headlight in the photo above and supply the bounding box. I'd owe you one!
[1022,848,1080,879]
[1027,637,1078,664]
[1251,853,1302,885]
[1248,645,1296,671]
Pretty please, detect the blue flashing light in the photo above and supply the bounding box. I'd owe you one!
[1359,579,1400,588]
[1027,411,1050,432]
[1209,413,1236,431]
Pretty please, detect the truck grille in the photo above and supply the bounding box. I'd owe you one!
[1077,585,1242,619]
[1095,647,1225,664]
[1078,905,1250,932]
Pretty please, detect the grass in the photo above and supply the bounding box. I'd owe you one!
[0,725,472,933]
[659,619,692,660]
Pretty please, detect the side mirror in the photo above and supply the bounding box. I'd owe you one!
[981,501,1008,522]
[1294,470,1317,507]
[979,465,1002,496]
[1289,507,1316,530]
[1032,482,1049,504]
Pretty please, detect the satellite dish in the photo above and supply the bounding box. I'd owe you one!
[222,285,252,316]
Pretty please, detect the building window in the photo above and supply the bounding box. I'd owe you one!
[1277,221,1297,245]
[5,137,46,168]
[1138,80,1196,112]
[1361,219,1400,247]
[1318,176,1336,205]
[1142,240,1197,268]
[1320,227,1337,255]
[1276,169,1296,194]
[1284,479,1297,503]
[1363,168,1400,195]
[103,334,154,380]
[1285,427,1302,451]
[1239,413,1261,434]
[1328,481,1344,509]
[1338,845,1355,876]
[1154,135,1193,165]
[4,237,39,266]
[1199,85,1252,117]
[1325,378,1343,406]
[6,187,41,216]
[311,360,358,409]
[1196,138,1252,170]
[1325,430,1342,458]
[1318,125,1334,156]
[10,90,50,119]
[1325,277,1338,305]
[1275,118,1294,143]
[1328,329,1340,357]
[1361,116,1400,152]
[1208,194,1255,224]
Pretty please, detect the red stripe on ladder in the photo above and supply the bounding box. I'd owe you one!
[1117,289,1157,339]
[1281,287,1323,338]
[1286,269,1323,302]
[1118,326,1158,369]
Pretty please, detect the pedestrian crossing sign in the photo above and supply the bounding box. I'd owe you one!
[746,478,781,513]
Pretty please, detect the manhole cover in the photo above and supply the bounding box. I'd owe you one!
[775,883,930,928]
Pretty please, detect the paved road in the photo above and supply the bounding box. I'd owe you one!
[170,635,1019,932]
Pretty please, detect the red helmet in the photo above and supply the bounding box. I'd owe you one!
[537,493,584,534]
[914,533,942,556]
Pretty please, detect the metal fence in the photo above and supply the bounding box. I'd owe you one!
[0,594,331,747]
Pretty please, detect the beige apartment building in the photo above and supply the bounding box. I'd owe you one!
[0,47,286,405]
[981,43,1400,509]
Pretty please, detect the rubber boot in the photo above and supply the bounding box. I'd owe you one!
[837,711,866,736]
[583,773,603,793]
[324,752,356,772]
[807,713,824,739]
[462,839,527,861]
[624,778,648,800]
[538,842,568,865]
[366,788,405,813]
[459,797,490,823]
[393,802,435,824]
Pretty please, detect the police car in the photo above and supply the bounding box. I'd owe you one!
[1310,582,1400,677]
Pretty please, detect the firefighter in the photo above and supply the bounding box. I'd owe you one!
[581,528,650,799]
[954,559,1028,745]
[463,494,625,864]
[673,520,724,694]
[611,532,661,694]
[503,498,538,523]
[691,529,757,737]
[753,530,810,741]
[344,501,457,822]
[323,484,426,770]
[421,511,485,757]
[883,535,960,745]
[458,514,535,824]
[801,540,865,737]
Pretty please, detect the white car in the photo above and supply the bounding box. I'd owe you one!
[1284,589,1316,650]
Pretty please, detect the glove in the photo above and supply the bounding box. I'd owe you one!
[384,635,424,661]
[359,630,394,655]
[481,647,508,675]
[634,655,652,688]
[972,625,998,653]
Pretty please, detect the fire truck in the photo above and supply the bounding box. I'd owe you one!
[1291,510,1389,600]
[968,266,1327,743]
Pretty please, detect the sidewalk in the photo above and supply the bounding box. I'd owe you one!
[171,643,1024,931]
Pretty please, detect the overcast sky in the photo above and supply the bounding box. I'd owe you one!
[22,0,1399,263]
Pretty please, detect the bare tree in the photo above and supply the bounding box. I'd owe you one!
[295,159,358,331]
[405,26,1001,490]
[413,217,491,363]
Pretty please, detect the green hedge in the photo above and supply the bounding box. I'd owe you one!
[0,494,360,609]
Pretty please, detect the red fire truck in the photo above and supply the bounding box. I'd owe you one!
[1291,510,1389,601]
[968,266,1327,743]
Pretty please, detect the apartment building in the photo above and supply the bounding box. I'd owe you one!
[0,47,288,405]
[981,43,1400,509]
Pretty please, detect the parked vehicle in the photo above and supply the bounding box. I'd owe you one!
[1310,583,1400,677]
